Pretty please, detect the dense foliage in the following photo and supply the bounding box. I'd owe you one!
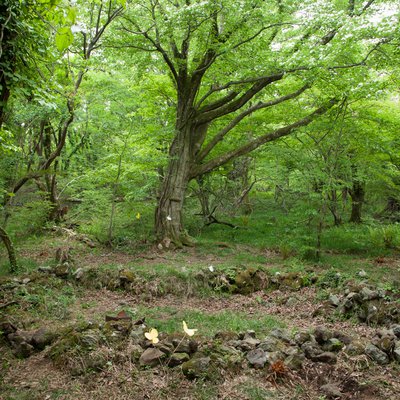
[1,0,400,270]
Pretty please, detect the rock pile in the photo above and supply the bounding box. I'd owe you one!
[0,319,57,358]
[314,281,400,325]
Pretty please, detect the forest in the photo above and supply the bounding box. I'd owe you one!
[1,0,400,399]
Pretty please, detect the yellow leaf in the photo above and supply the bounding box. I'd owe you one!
[183,321,197,337]
[144,328,159,344]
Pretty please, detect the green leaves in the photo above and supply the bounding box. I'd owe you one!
[55,26,74,52]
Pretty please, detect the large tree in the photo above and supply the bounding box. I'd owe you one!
[104,1,398,246]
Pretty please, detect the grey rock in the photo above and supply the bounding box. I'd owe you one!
[314,326,332,344]
[328,294,340,307]
[294,331,313,346]
[22,278,31,285]
[344,340,365,356]
[393,346,400,363]
[313,352,337,364]
[181,356,211,379]
[284,348,305,370]
[365,344,389,365]
[360,287,380,301]
[130,326,146,344]
[139,347,166,367]
[31,328,56,350]
[240,337,260,351]
[391,324,400,338]
[320,383,342,399]
[243,330,256,339]
[167,352,190,367]
[172,338,198,354]
[259,336,285,352]
[246,348,267,369]
[302,341,322,359]
[54,263,70,278]
[270,328,291,343]
[332,331,352,345]
[13,342,34,358]
[323,338,344,352]
[265,351,285,365]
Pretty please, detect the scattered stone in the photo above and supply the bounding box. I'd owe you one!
[243,330,256,339]
[172,337,198,354]
[54,263,70,278]
[265,351,285,365]
[360,287,380,301]
[365,344,389,365]
[259,336,286,353]
[269,328,291,343]
[13,342,34,358]
[320,383,342,399]
[344,340,366,356]
[358,270,367,278]
[294,331,312,346]
[246,348,267,369]
[139,348,166,367]
[284,347,305,370]
[391,325,400,339]
[301,341,322,360]
[314,326,332,344]
[241,336,260,348]
[328,294,340,307]
[323,338,344,352]
[372,330,395,353]
[393,344,400,363]
[167,352,190,367]
[312,352,337,364]
[181,356,211,379]
[31,328,56,350]
[0,319,17,336]
[332,331,352,345]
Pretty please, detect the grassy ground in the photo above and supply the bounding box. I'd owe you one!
[1,198,400,399]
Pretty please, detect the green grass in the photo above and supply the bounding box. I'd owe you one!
[133,306,284,337]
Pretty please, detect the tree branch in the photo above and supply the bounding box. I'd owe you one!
[195,73,284,124]
[196,83,310,162]
[190,98,338,178]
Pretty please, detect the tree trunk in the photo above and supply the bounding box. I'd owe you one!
[155,125,194,248]
[0,225,17,272]
[349,181,365,223]
[328,190,342,226]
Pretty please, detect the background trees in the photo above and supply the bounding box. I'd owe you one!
[107,0,399,246]
[0,0,400,269]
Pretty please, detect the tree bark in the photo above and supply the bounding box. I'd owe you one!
[349,180,365,223]
[155,124,194,248]
[0,225,17,272]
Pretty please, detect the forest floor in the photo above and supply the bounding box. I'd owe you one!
[1,231,400,400]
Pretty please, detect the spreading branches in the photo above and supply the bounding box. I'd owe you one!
[191,98,338,178]
[196,82,311,162]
